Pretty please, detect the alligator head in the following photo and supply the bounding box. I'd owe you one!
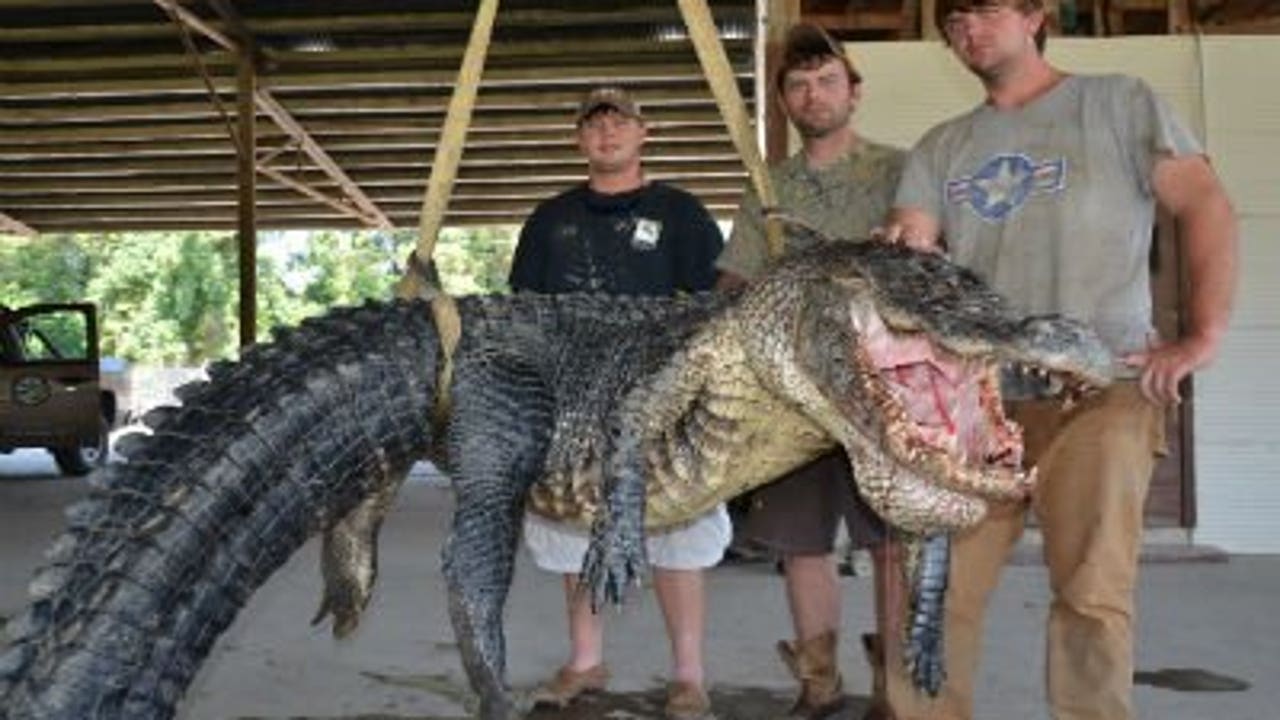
[732,241,1113,533]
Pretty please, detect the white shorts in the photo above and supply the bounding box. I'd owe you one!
[523,504,731,574]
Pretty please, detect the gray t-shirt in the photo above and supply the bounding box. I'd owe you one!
[894,74,1203,360]
[718,140,905,281]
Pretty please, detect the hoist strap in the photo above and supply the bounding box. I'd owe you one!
[677,0,785,259]
[397,0,500,426]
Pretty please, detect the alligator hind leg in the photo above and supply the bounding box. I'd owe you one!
[442,364,551,719]
[442,486,525,720]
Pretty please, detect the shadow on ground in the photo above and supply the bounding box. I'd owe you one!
[240,672,876,719]
[522,684,874,719]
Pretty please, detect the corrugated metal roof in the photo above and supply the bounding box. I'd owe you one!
[0,0,757,231]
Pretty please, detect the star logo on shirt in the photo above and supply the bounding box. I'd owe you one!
[946,153,1066,222]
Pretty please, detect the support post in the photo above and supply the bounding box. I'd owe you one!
[763,0,800,163]
[235,45,257,349]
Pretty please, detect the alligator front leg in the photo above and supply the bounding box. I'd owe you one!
[312,450,408,638]
[582,419,649,611]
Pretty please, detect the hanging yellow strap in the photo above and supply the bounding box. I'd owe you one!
[677,0,784,259]
[395,0,500,424]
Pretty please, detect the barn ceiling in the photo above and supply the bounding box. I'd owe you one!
[1,0,758,233]
[4,1,1278,235]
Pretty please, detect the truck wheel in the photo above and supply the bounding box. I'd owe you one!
[52,415,109,476]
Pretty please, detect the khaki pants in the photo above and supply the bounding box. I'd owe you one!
[885,382,1166,720]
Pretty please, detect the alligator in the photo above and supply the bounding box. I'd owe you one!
[0,241,1112,720]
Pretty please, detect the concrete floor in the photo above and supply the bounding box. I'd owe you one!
[2,450,1276,720]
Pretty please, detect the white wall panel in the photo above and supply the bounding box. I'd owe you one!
[845,41,982,149]
[1200,37,1280,134]
[1227,217,1280,329]
[1212,136,1280,216]
[1195,442,1280,553]
[848,37,1202,147]
[1046,37,1203,136]
[1198,332,1280,442]
[1195,38,1280,553]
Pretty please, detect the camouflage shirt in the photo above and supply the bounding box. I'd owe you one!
[717,139,905,281]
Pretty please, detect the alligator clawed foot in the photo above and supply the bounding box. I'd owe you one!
[478,692,523,720]
[905,626,946,697]
[581,521,646,612]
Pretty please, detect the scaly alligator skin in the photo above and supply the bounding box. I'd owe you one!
[0,242,1111,720]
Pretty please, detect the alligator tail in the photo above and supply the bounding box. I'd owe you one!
[0,300,439,720]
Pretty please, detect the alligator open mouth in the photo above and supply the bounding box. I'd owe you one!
[858,302,1029,493]
[834,302,1045,533]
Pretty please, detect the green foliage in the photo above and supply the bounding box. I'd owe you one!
[0,225,519,364]
[0,236,92,308]
[434,226,517,295]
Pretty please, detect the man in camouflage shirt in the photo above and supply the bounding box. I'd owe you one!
[716,23,904,720]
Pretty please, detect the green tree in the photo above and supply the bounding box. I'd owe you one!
[3,225,521,363]
[85,232,239,363]
[0,236,91,307]
[433,226,518,295]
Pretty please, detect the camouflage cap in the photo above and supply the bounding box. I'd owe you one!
[575,86,643,125]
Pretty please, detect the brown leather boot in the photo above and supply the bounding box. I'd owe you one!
[861,632,896,720]
[530,664,609,708]
[777,631,847,719]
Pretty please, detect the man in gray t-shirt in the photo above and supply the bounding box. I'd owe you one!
[880,2,1237,719]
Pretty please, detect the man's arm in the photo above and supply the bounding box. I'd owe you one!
[1124,154,1239,404]
[715,181,772,285]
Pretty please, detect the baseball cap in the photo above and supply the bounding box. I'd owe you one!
[575,86,643,126]
[775,23,862,90]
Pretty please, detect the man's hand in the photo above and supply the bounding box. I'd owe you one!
[874,207,943,253]
[1122,333,1220,405]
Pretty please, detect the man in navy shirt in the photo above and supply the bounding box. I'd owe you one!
[511,86,727,720]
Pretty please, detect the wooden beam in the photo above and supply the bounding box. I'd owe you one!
[901,0,922,39]
[0,84,748,125]
[1,177,749,206]
[0,127,733,157]
[0,112,732,145]
[255,165,382,227]
[251,92,391,228]
[1,143,742,175]
[764,0,800,164]
[803,9,917,32]
[0,160,749,192]
[922,0,941,39]
[0,211,36,236]
[235,33,257,349]
[160,0,391,230]
[0,36,752,75]
[1170,0,1193,33]
[8,193,745,219]
[2,64,746,100]
[154,0,235,51]
[1198,16,1280,34]
[14,199,744,227]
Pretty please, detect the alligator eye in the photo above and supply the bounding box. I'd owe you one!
[13,375,51,406]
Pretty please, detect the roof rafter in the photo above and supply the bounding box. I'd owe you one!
[0,211,36,236]
[155,0,392,229]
